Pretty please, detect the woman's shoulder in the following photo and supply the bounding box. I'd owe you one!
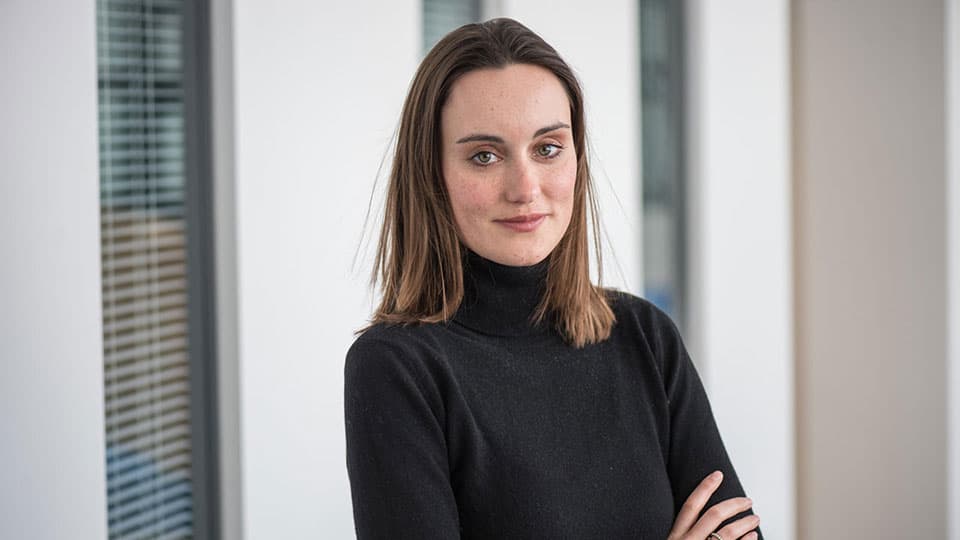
[604,289,680,332]
[348,320,440,357]
[602,288,688,362]
[345,321,452,382]
[344,322,453,426]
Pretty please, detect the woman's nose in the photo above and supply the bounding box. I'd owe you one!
[503,158,541,204]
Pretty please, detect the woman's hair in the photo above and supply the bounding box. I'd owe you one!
[370,17,615,347]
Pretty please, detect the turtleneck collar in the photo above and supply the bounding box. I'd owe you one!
[453,250,552,337]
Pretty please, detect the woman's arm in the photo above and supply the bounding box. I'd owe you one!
[344,335,461,539]
[650,307,763,540]
[668,471,760,540]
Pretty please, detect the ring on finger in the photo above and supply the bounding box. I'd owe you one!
[708,534,723,540]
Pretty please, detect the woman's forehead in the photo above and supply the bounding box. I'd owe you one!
[442,64,571,139]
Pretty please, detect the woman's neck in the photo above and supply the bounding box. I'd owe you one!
[452,250,551,337]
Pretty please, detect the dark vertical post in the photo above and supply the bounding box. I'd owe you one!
[182,0,221,537]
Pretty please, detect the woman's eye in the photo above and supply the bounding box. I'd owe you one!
[471,151,499,165]
[537,144,561,158]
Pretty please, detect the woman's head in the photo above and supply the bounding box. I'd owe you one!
[441,62,575,266]
[372,17,614,346]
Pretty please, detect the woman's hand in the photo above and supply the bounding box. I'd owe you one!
[666,471,760,540]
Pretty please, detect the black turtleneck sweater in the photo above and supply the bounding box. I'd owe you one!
[344,253,760,539]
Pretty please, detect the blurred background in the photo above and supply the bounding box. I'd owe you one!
[1,0,958,538]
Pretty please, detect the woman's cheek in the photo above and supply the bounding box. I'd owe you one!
[459,180,493,214]
[449,178,489,227]
[548,161,577,202]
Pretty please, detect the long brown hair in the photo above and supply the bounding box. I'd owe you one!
[369,17,614,347]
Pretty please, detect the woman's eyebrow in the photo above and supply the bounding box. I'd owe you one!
[455,122,571,145]
[532,122,571,137]
[456,133,504,144]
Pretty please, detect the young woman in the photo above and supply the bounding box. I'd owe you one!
[345,18,762,540]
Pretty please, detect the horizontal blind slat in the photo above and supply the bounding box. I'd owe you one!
[104,146,184,160]
[103,358,187,396]
[103,260,181,278]
[105,393,190,431]
[109,498,192,537]
[101,217,184,236]
[107,471,191,511]
[105,407,191,447]
[104,349,187,394]
[108,450,193,491]
[101,247,185,272]
[99,292,187,319]
[102,321,186,354]
[97,116,183,130]
[108,481,192,523]
[155,525,195,540]
[103,276,187,308]
[102,304,186,335]
[107,438,192,483]
[105,423,192,456]
[98,103,184,114]
[101,232,185,255]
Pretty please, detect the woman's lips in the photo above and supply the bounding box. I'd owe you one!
[494,214,547,232]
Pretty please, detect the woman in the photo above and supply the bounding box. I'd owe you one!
[345,18,762,540]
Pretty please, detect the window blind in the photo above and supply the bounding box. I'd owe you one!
[423,0,481,55]
[97,0,196,537]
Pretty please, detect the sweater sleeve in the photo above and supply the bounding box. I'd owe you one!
[344,334,461,539]
[652,309,764,539]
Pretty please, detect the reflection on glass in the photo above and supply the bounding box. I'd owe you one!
[97,0,196,537]
[640,0,686,330]
[424,0,482,55]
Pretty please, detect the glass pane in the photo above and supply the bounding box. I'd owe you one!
[423,0,481,55]
[640,0,686,329]
[97,0,196,537]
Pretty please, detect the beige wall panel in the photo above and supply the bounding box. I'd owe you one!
[793,1,947,537]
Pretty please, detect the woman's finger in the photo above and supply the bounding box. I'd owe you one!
[741,531,759,540]
[713,513,760,540]
[668,471,724,538]
[687,497,754,539]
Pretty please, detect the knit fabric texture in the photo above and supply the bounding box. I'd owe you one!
[345,251,761,539]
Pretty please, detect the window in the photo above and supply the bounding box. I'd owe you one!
[423,0,481,54]
[97,0,218,537]
[640,0,686,329]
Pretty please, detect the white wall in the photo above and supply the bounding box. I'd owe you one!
[685,1,794,539]
[794,1,947,537]
[230,1,420,537]
[0,1,108,539]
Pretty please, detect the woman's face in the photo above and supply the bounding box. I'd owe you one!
[441,63,576,267]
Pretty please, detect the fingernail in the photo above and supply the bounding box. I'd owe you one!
[712,470,723,480]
